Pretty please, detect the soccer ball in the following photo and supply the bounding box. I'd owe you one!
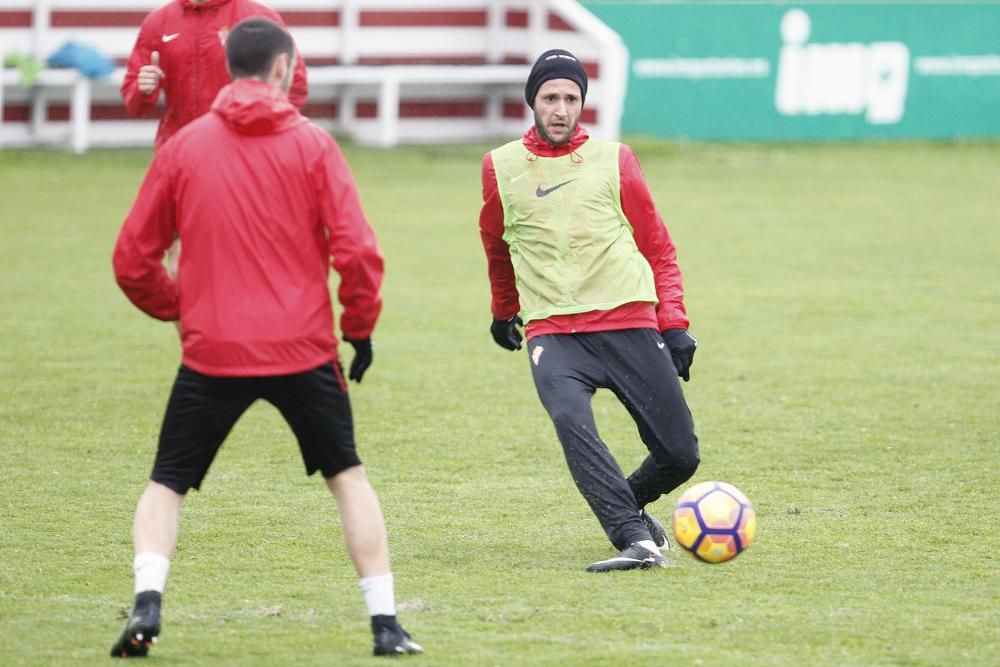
[672,480,756,563]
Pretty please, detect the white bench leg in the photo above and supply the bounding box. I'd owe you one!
[376,74,399,149]
[340,86,356,137]
[70,75,90,154]
[485,86,503,137]
[31,86,46,138]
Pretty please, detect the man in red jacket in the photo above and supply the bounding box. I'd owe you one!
[122,0,309,274]
[110,18,421,658]
[480,49,701,572]
[122,0,308,150]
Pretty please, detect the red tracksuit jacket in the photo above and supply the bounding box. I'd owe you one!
[113,78,383,377]
[479,125,689,340]
[121,0,308,150]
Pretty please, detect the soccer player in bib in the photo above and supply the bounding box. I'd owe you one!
[479,49,701,572]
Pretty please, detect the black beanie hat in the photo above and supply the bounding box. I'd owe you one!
[524,49,588,109]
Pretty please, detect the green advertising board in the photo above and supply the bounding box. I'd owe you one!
[583,1,1000,139]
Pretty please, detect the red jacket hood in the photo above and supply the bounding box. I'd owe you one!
[522,124,590,157]
[180,0,231,10]
[211,79,306,135]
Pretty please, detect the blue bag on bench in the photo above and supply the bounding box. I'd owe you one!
[47,41,114,79]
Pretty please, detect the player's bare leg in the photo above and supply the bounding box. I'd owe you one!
[326,466,422,656]
[111,482,184,657]
[326,465,389,577]
[134,481,184,556]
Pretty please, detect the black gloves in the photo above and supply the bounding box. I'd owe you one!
[661,328,697,382]
[490,316,523,351]
[344,337,373,382]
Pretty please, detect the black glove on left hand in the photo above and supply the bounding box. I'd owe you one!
[344,337,373,382]
[661,328,697,382]
[490,316,523,351]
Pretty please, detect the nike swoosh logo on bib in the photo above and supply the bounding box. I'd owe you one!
[536,179,575,197]
[163,33,180,42]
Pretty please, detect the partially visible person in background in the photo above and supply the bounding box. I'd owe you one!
[122,0,308,150]
[121,0,309,280]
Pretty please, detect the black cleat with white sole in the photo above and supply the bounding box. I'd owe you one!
[640,509,671,551]
[586,543,667,572]
[372,615,423,657]
[110,591,161,658]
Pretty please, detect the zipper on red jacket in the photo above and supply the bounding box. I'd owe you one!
[190,2,204,114]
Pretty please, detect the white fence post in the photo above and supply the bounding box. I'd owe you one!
[32,0,51,62]
[548,0,629,141]
[340,0,360,65]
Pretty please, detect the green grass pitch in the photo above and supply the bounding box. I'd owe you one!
[0,139,997,665]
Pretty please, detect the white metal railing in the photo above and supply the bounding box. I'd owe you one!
[0,0,628,152]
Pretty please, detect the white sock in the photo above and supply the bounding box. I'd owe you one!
[358,572,396,617]
[636,540,661,556]
[133,552,170,594]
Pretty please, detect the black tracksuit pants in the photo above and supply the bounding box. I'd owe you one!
[527,329,700,551]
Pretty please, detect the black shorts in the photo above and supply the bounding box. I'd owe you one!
[150,363,361,494]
